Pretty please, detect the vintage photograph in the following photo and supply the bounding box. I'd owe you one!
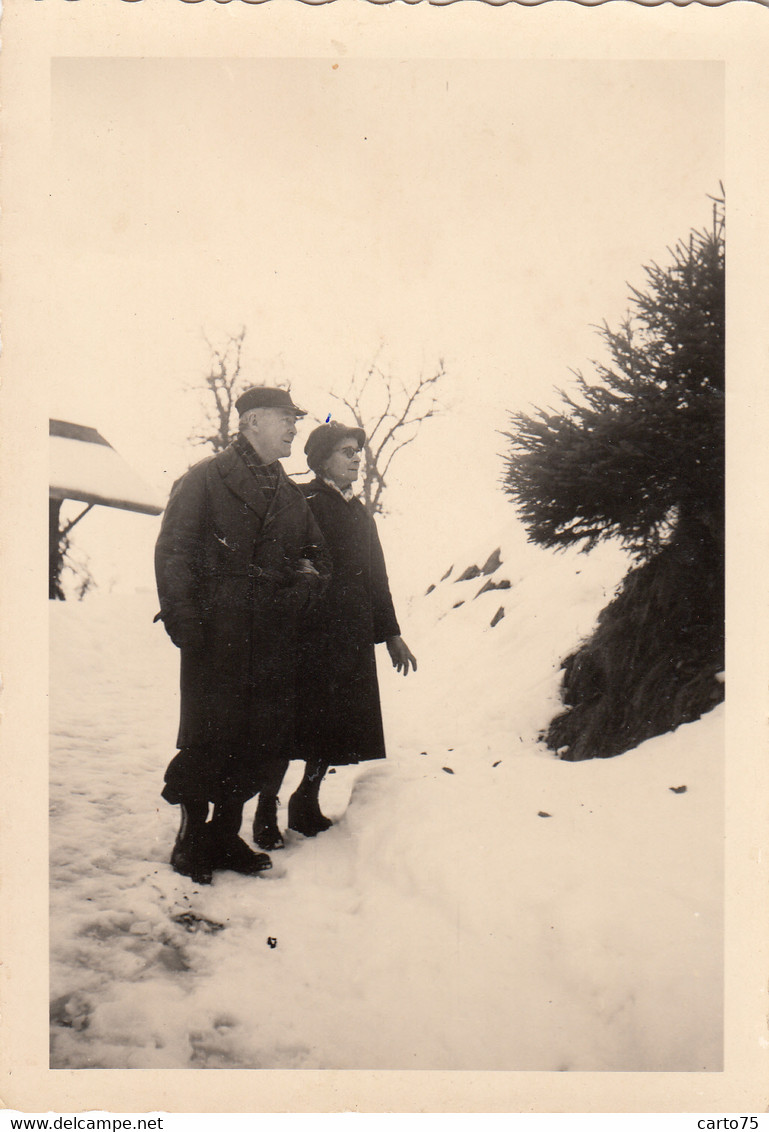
[5,0,769,1116]
[44,55,726,1074]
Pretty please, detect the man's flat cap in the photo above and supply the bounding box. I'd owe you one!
[305,421,366,473]
[235,386,306,417]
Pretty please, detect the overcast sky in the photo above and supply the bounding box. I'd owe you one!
[47,58,723,594]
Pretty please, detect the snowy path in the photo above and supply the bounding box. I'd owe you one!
[50,549,722,1071]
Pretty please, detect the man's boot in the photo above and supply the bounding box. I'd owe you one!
[253,793,285,851]
[208,797,272,876]
[288,759,332,837]
[170,799,213,885]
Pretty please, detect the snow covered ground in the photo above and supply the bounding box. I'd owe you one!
[49,523,723,1071]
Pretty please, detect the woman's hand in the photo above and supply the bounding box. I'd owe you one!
[386,636,418,676]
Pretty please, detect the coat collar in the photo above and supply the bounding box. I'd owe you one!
[306,476,345,501]
[320,476,356,502]
[215,443,296,522]
[306,476,365,509]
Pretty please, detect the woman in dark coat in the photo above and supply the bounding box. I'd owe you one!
[252,421,417,849]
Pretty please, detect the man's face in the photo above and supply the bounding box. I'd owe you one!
[324,437,362,489]
[248,408,299,463]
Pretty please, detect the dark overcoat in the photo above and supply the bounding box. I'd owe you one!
[155,444,331,800]
[294,478,400,766]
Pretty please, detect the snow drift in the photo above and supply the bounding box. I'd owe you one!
[49,520,723,1070]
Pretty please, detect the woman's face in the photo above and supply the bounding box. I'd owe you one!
[323,437,362,489]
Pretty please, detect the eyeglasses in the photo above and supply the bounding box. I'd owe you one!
[337,447,362,459]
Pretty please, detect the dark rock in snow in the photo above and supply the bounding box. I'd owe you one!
[480,548,503,575]
[490,607,505,628]
[474,577,511,599]
[669,785,688,794]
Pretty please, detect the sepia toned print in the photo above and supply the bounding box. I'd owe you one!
[1,0,767,1116]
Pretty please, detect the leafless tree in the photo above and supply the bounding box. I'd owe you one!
[329,358,446,515]
[188,332,444,514]
[186,328,248,453]
[188,328,291,454]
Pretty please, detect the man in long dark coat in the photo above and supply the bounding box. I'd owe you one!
[252,421,417,850]
[155,387,331,884]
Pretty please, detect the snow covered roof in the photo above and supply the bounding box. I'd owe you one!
[49,419,163,516]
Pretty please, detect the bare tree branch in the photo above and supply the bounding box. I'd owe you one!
[371,368,442,464]
[189,328,286,456]
[189,336,445,514]
[328,358,445,515]
[379,431,422,481]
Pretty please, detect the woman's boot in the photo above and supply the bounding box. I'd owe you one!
[252,758,288,850]
[252,792,285,851]
[288,760,332,836]
[170,799,213,885]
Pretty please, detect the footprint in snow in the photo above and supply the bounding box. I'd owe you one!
[50,992,93,1032]
[171,911,226,934]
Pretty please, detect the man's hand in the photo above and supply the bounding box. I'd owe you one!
[386,636,417,676]
[166,618,206,652]
[296,557,321,578]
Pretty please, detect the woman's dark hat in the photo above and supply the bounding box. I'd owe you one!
[305,421,366,474]
[235,386,306,417]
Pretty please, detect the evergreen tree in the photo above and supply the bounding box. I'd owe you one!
[503,196,724,760]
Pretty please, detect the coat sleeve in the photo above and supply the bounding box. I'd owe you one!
[369,518,401,644]
[154,465,210,646]
[297,506,333,609]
